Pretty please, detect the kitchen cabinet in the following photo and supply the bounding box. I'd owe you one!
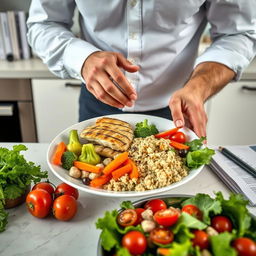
[32,79,81,142]
[206,80,256,145]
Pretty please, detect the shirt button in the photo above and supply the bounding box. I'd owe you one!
[128,58,136,65]
[129,32,137,40]
[130,0,137,7]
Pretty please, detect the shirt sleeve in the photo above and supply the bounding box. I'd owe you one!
[27,0,101,81]
[194,0,256,80]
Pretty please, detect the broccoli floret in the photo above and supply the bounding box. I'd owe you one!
[78,144,101,165]
[67,129,82,156]
[61,151,77,170]
[134,119,159,138]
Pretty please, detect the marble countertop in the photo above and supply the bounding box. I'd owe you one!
[1,143,255,256]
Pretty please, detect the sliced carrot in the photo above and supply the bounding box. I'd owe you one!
[103,152,129,175]
[157,248,171,256]
[90,174,112,188]
[52,141,66,165]
[74,161,101,173]
[112,163,132,180]
[127,158,139,179]
[170,140,190,150]
[155,127,180,139]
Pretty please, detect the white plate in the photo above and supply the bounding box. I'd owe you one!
[47,114,204,197]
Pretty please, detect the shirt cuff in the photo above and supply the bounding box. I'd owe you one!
[194,47,251,81]
[63,38,101,82]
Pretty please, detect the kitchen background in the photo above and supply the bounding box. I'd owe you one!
[0,0,255,146]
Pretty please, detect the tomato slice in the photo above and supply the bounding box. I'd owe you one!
[154,207,180,227]
[181,204,203,220]
[134,208,145,226]
[192,230,209,250]
[117,209,138,227]
[170,132,186,144]
[211,215,233,233]
[150,227,174,245]
[144,199,167,214]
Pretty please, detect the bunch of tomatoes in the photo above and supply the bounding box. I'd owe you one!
[26,181,79,221]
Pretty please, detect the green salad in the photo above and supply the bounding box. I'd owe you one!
[96,192,256,256]
[0,144,48,232]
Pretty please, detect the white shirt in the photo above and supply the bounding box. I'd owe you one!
[27,0,256,112]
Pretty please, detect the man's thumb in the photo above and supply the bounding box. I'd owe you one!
[116,54,140,73]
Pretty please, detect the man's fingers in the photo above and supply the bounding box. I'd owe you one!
[116,53,140,73]
[105,63,137,100]
[189,107,207,138]
[169,97,185,128]
[97,71,134,107]
[88,81,125,109]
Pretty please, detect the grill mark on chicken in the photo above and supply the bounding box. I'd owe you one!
[96,117,131,128]
[83,131,126,146]
[98,124,133,135]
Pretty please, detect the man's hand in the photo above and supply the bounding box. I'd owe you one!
[169,62,235,138]
[81,51,139,108]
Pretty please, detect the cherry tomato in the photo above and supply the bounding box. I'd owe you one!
[170,131,186,143]
[122,231,147,255]
[192,230,209,250]
[134,208,145,226]
[181,204,203,220]
[53,195,77,221]
[54,183,79,200]
[26,189,52,218]
[117,209,137,227]
[150,228,174,245]
[144,199,167,214]
[154,207,180,227]
[32,182,55,196]
[211,215,233,233]
[232,237,256,256]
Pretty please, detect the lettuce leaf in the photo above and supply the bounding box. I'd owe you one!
[120,201,135,210]
[215,192,251,237]
[210,232,237,256]
[186,148,215,169]
[185,137,206,151]
[181,193,222,224]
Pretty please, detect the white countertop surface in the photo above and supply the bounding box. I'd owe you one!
[0,143,255,256]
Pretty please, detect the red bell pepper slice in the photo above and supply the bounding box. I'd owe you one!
[170,140,190,150]
[155,127,180,139]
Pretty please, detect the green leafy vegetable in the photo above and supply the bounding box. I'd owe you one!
[0,144,47,232]
[61,151,77,170]
[116,247,132,256]
[182,193,222,224]
[185,137,206,151]
[210,232,237,256]
[215,192,251,237]
[120,201,135,210]
[95,209,142,251]
[186,148,215,169]
[164,240,192,256]
[134,119,159,138]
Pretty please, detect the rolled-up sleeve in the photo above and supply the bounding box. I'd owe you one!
[27,0,100,80]
[195,0,256,80]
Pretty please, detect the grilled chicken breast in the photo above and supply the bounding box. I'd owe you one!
[80,117,133,151]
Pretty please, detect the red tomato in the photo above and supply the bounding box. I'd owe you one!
[150,227,174,245]
[134,208,145,226]
[54,183,79,200]
[192,230,209,250]
[144,199,167,214]
[232,237,256,256]
[181,204,203,220]
[32,182,55,196]
[154,207,180,227]
[26,189,52,218]
[53,195,77,221]
[122,231,147,255]
[117,209,138,227]
[211,215,233,233]
[170,132,186,143]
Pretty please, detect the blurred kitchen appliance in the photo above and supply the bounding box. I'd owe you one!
[0,79,37,142]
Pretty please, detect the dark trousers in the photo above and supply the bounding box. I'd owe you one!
[79,85,172,121]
